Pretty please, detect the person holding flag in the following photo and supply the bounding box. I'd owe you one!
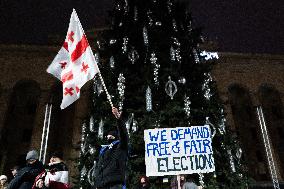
[93,107,128,189]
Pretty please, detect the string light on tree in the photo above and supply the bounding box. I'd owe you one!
[150,52,160,85]
[167,0,173,13]
[170,46,175,62]
[98,119,104,139]
[146,86,152,112]
[147,10,153,26]
[228,149,236,172]
[93,77,103,97]
[184,95,191,118]
[122,37,129,54]
[202,73,213,100]
[117,73,126,111]
[134,6,138,21]
[192,48,200,63]
[89,116,95,132]
[143,27,149,46]
[219,108,226,135]
[172,19,178,32]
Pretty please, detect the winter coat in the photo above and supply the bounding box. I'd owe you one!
[32,162,69,189]
[94,119,128,188]
[8,160,44,189]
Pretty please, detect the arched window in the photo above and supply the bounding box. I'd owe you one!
[1,79,41,172]
[258,84,284,178]
[228,84,269,181]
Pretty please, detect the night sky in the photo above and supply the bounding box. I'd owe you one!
[0,0,283,54]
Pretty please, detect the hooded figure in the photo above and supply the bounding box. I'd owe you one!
[8,150,44,189]
[93,107,128,189]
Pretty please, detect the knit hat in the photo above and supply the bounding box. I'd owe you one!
[26,150,39,161]
[0,175,7,181]
[50,151,63,159]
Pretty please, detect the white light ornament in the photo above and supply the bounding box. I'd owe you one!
[146,86,152,112]
[122,37,129,54]
[117,73,126,111]
[200,51,219,60]
[143,27,149,46]
[150,52,160,85]
[184,95,191,118]
[93,77,104,96]
[165,76,177,100]
[98,119,104,139]
[128,47,139,64]
[192,48,200,63]
[219,108,226,135]
[202,73,213,100]
[109,56,115,69]
[206,117,216,139]
[228,149,236,172]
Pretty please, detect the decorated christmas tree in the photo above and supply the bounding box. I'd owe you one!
[77,0,248,188]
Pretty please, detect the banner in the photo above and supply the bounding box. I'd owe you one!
[144,125,215,176]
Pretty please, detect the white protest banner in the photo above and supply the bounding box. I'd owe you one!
[144,125,215,176]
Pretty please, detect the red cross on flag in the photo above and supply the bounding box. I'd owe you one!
[47,9,99,109]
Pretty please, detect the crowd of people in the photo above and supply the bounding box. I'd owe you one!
[0,108,199,189]
[0,150,69,189]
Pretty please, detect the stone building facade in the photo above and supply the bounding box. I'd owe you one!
[0,44,283,187]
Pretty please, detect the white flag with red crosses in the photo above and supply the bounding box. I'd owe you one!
[47,9,99,109]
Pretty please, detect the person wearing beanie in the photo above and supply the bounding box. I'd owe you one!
[0,175,8,189]
[93,107,128,189]
[8,150,44,189]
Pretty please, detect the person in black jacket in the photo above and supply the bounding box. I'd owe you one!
[8,150,44,189]
[94,107,128,189]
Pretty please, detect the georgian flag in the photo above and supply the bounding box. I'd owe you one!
[47,9,99,109]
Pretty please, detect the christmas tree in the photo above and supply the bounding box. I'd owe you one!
[77,0,248,188]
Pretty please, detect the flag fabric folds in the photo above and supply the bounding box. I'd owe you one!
[47,9,99,109]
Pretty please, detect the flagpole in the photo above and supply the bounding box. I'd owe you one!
[73,9,114,109]
[39,99,53,164]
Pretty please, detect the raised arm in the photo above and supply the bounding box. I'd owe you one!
[112,107,128,150]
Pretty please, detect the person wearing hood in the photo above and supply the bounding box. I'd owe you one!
[93,107,128,189]
[8,150,44,189]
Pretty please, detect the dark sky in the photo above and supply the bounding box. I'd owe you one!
[0,0,283,54]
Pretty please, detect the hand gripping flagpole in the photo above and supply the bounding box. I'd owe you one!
[39,98,53,164]
[256,106,280,189]
[73,9,114,109]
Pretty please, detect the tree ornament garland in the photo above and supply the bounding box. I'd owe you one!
[150,52,160,85]
[128,47,139,64]
[202,73,213,100]
[146,86,153,112]
[143,27,149,46]
[98,119,104,139]
[122,37,129,54]
[109,56,115,69]
[165,76,177,100]
[117,73,126,111]
[184,95,191,118]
